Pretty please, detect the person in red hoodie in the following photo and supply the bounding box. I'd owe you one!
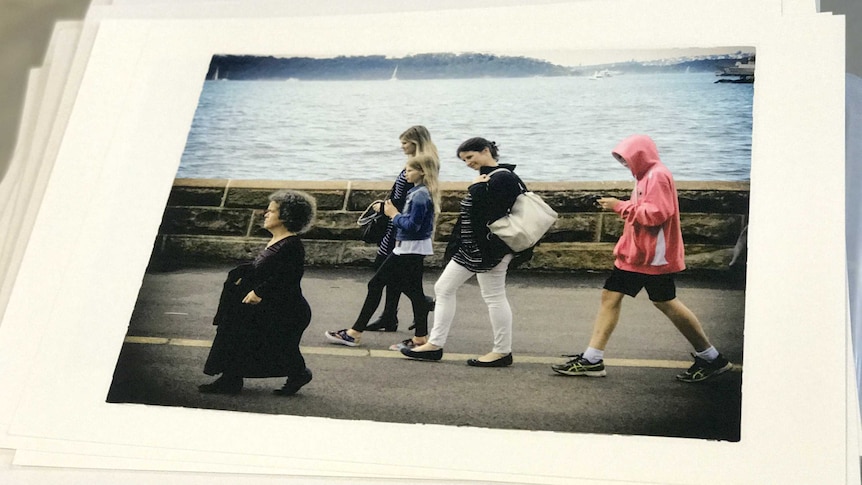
[552,134,732,382]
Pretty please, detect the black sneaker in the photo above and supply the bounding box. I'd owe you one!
[676,354,732,383]
[551,354,606,377]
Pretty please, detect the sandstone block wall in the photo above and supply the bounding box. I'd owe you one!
[151,179,749,273]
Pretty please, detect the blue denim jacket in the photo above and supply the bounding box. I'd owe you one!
[392,185,434,241]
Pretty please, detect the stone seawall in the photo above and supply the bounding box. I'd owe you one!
[151,179,749,272]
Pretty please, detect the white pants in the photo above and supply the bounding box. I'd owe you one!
[428,254,513,353]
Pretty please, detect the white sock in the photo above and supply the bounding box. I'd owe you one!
[583,347,604,363]
[695,346,719,362]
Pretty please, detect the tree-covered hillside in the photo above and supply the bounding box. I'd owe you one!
[205,52,755,81]
[207,53,571,81]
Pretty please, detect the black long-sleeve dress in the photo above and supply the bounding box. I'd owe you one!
[204,235,311,379]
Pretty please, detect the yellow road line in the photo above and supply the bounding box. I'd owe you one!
[123,336,742,371]
[168,338,212,347]
[124,336,170,345]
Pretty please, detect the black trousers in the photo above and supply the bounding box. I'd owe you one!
[373,252,400,321]
[353,253,429,336]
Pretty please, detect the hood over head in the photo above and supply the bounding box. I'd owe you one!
[612,135,661,179]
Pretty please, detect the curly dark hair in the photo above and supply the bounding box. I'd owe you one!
[268,190,316,233]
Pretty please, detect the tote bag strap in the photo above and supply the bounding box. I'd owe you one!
[358,199,385,225]
[488,167,527,194]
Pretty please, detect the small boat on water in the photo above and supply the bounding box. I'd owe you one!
[721,58,755,76]
[589,69,612,80]
[715,56,754,83]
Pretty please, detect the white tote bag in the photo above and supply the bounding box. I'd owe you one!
[487,169,558,252]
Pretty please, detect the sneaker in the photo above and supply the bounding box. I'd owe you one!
[389,338,421,351]
[676,354,732,383]
[551,354,606,377]
[324,329,359,347]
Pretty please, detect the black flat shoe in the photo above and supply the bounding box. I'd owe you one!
[467,353,513,367]
[273,368,313,396]
[198,376,243,395]
[400,347,443,361]
[365,316,398,332]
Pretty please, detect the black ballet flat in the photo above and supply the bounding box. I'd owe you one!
[365,316,398,332]
[400,347,443,361]
[466,353,513,368]
[273,368,313,396]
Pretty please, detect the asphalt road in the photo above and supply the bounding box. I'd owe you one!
[107,265,745,441]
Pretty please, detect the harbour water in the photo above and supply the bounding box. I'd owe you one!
[178,72,753,182]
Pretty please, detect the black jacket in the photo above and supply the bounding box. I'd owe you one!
[468,163,524,258]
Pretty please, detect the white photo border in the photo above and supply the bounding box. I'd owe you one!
[1,1,849,483]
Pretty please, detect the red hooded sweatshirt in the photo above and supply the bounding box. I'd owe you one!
[610,135,685,275]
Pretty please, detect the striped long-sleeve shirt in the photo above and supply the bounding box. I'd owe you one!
[377,169,414,257]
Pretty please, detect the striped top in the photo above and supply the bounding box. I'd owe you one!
[377,169,413,257]
[451,193,505,272]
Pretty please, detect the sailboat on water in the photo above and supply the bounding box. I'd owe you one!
[390,65,398,81]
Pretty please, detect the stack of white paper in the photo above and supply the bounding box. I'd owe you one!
[0,1,855,484]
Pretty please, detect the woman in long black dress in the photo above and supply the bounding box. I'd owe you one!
[199,189,316,396]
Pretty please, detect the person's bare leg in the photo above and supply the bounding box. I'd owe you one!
[652,298,711,351]
[586,290,626,350]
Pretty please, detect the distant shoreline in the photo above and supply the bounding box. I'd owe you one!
[206,52,756,82]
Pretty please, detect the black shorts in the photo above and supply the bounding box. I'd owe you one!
[603,267,677,302]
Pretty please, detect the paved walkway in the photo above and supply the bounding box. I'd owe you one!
[107,265,745,441]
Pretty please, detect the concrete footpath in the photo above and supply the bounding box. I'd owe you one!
[107,265,745,442]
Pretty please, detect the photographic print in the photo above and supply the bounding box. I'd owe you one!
[1,2,847,483]
[106,46,753,442]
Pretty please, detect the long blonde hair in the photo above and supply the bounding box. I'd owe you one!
[400,125,439,166]
[407,153,441,218]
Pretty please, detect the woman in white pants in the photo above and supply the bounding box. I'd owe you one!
[400,137,523,367]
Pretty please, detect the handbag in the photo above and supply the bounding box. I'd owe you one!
[358,200,389,244]
[487,170,558,252]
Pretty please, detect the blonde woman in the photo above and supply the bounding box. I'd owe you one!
[365,125,439,332]
[326,153,440,350]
